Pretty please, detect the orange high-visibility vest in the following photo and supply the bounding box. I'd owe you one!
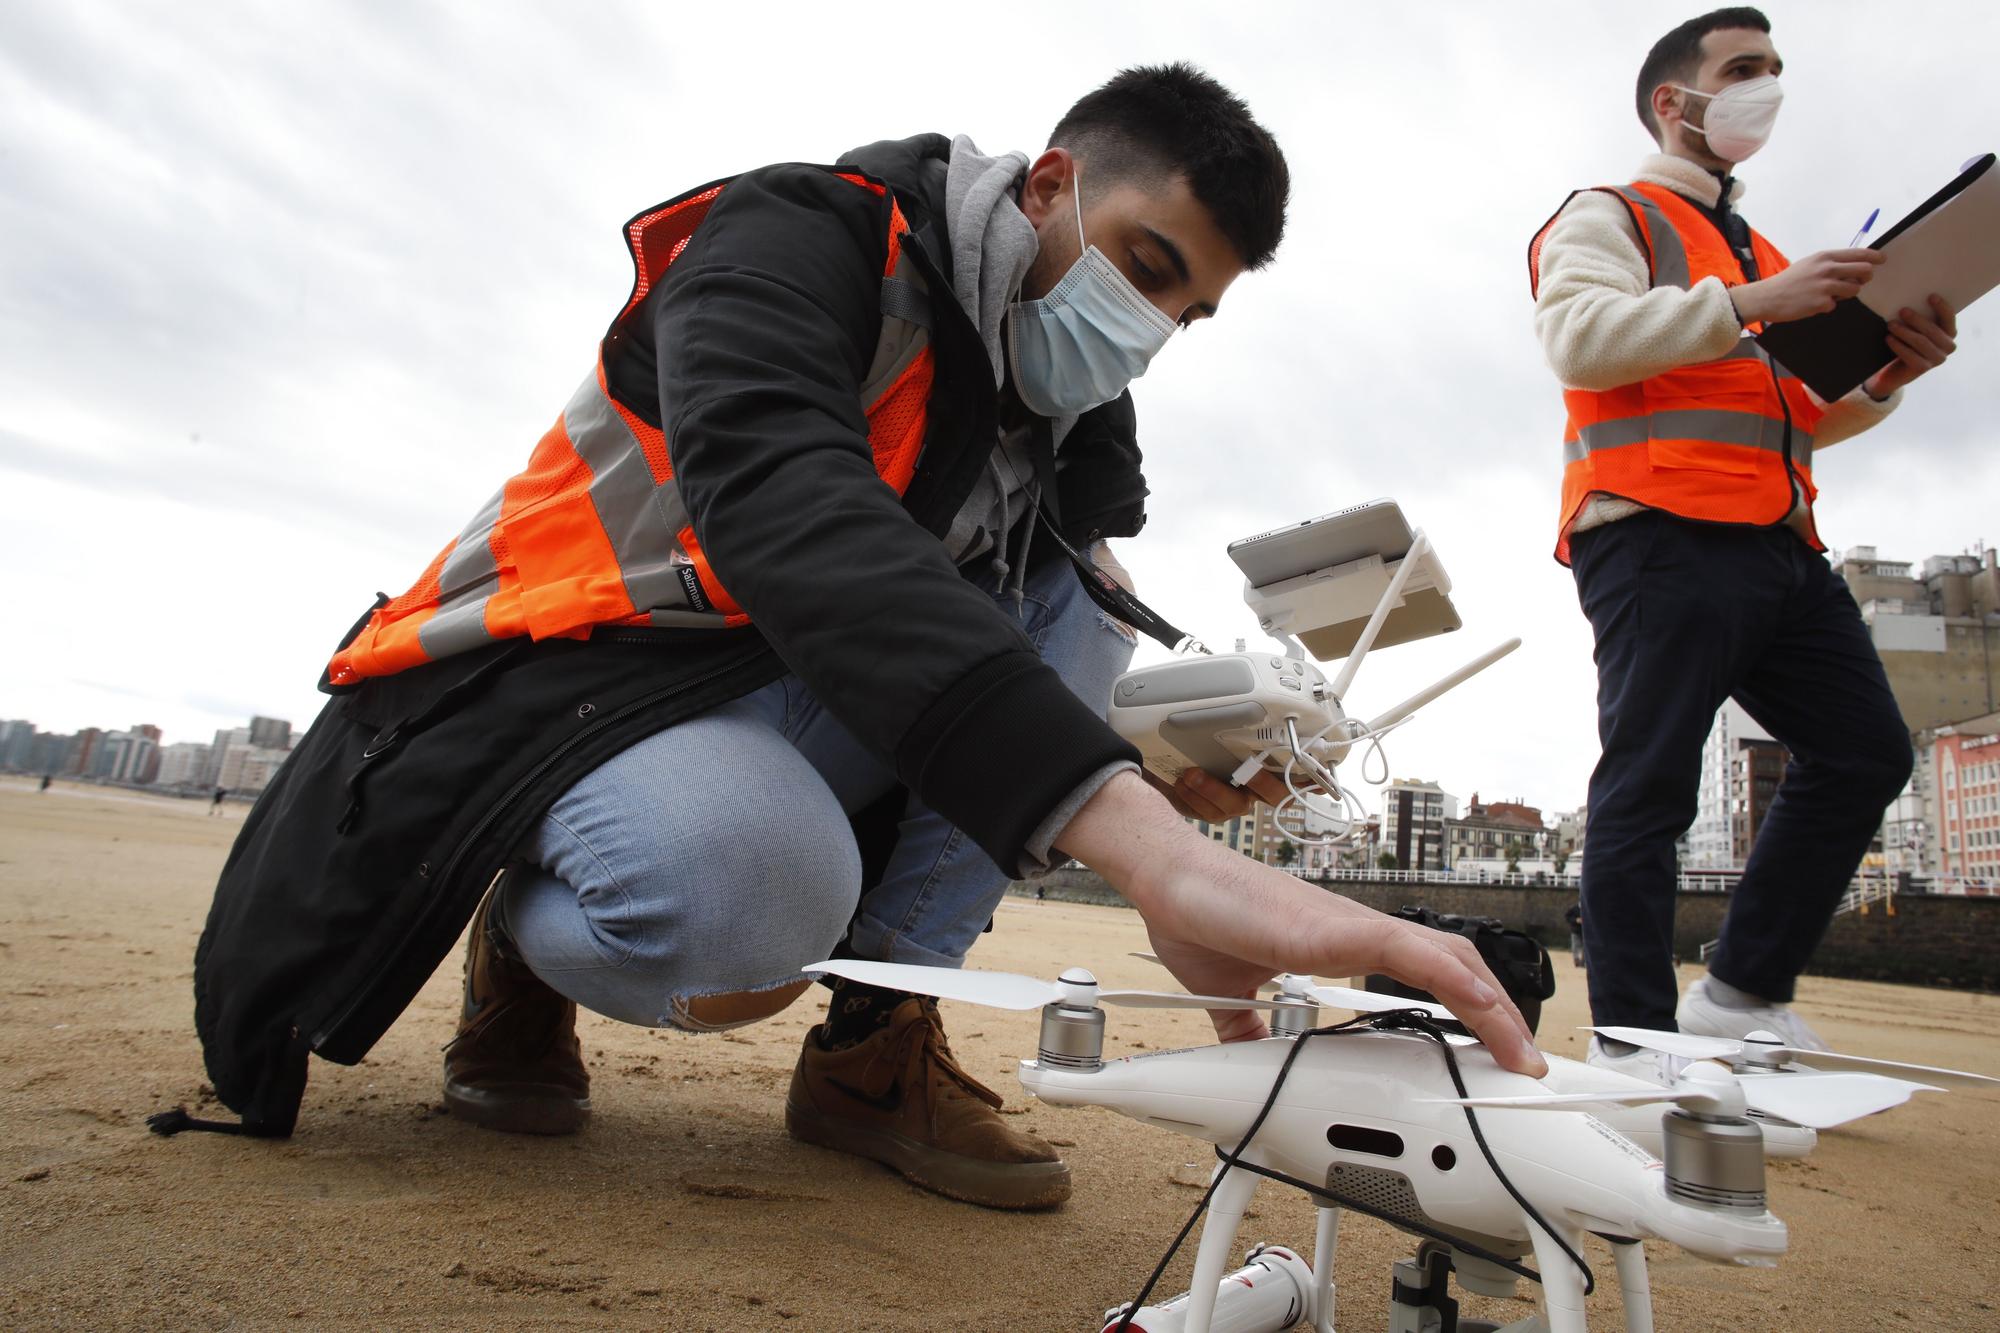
[1530,182,1826,565]
[327,173,935,686]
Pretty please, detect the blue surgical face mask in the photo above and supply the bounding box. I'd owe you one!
[1006,166,1177,417]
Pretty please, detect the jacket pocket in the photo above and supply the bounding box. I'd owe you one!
[1641,357,1777,477]
[1646,438,1761,477]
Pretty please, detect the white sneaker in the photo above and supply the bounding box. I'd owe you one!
[1677,976,1829,1051]
[1584,1036,1691,1087]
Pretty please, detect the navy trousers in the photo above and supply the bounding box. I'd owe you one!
[1569,512,1913,1031]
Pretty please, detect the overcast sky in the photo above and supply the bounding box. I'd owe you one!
[3,0,1995,818]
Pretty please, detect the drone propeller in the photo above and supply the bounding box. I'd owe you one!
[1429,1064,1937,1129]
[1305,983,1455,1020]
[1131,954,1457,1021]
[1589,1025,2000,1091]
[804,959,1298,1014]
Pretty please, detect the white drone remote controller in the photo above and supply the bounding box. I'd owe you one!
[1103,523,1521,840]
[1108,653,1350,787]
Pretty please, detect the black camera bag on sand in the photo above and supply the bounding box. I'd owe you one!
[1365,905,1557,1034]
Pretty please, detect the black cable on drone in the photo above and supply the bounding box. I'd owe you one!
[1414,1012,1598,1294]
[1221,1014,1597,1294]
[1107,1010,1595,1330]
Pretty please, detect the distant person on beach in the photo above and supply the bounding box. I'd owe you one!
[38,774,51,793]
[1565,901,1585,968]
[209,788,227,816]
[191,64,1541,1207]
[1529,7,1955,1081]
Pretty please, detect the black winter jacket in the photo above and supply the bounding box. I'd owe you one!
[184,133,1148,1134]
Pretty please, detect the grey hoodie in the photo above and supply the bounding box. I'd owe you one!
[938,136,1082,601]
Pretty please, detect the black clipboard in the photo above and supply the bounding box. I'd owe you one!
[1755,153,1995,402]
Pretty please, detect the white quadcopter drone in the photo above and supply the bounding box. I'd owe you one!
[1105,501,1518,845]
[803,505,1997,1330]
[805,958,1998,1333]
[1221,967,1958,1165]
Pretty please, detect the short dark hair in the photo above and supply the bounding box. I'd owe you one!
[1050,63,1289,270]
[1636,7,1771,142]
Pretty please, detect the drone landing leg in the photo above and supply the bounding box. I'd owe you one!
[1608,1240,1653,1333]
[1525,1218,1590,1333]
[1181,1158,1263,1333]
[1311,1205,1339,1333]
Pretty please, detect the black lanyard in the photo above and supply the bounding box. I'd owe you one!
[1022,417,1201,655]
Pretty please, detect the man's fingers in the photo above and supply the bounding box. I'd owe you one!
[1243,770,1292,807]
[1437,931,1535,1036]
[1176,791,1227,822]
[1888,326,1947,370]
[1145,768,1225,821]
[1375,927,1546,1077]
[1208,1008,1269,1044]
[1930,294,1959,336]
[1179,769,1255,820]
[1895,310,1957,358]
[1828,247,1888,265]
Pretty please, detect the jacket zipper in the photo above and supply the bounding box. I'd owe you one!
[310,645,767,1051]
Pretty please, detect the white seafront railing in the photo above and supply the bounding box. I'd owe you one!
[1287,864,1996,899]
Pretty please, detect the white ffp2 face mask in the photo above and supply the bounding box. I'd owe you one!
[1005,167,1177,418]
[1674,74,1783,163]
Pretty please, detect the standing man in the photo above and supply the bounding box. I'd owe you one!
[1529,9,1958,1078]
[189,65,1542,1209]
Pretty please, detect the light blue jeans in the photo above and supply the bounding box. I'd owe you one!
[495,549,1136,1029]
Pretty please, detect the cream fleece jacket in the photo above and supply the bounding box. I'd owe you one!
[1534,154,1899,532]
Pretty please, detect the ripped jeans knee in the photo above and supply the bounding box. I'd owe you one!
[665,977,816,1032]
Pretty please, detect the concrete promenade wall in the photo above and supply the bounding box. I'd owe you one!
[1009,871,2000,992]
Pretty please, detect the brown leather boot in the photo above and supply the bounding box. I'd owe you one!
[785,997,1070,1209]
[442,880,590,1135]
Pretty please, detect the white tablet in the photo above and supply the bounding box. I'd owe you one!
[1228,500,1462,659]
[1226,499,1415,587]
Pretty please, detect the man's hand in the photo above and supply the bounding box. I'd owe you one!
[1143,765,1291,822]
[1731,248,1885,326]
[1056,771,1548,1077]
[1865,294,1957,398]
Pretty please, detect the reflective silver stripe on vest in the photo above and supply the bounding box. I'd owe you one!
[1614,187,1691,291]
[418,591,502,660]
[1564,408,1814,463]
[438,487,503,596]
[418,488,507,659]
[558,373,711,618]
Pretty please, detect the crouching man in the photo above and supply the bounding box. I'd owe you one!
[187,64,1543,1210]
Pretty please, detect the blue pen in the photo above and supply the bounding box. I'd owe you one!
[1850,207,1880,248]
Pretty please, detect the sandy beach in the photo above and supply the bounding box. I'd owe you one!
[3,775,1998,1331]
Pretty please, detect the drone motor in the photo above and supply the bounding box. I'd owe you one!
[1661,1109,1768,1215]
[1039,998,1107,1071]
[1266,975,1322,1040]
